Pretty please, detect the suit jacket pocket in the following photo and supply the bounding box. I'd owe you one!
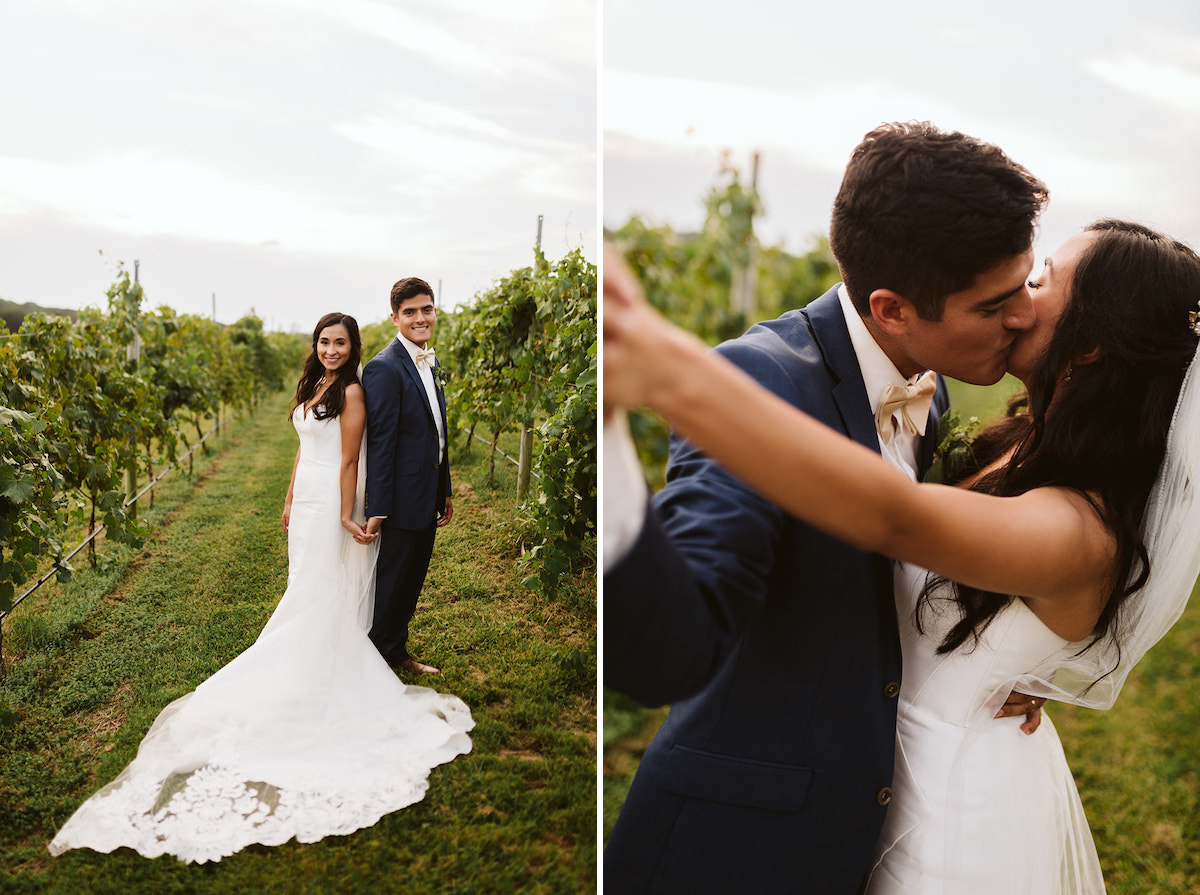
[659,744,813,812]
[394,459,421,477]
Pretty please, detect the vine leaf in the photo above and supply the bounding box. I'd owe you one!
[1,479,35,504]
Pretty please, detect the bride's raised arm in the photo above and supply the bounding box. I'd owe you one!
[603,259,1114,643]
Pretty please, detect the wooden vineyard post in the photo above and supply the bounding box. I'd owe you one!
[517,215,543,502]
[123,260,142,519]
[729,151,761,320]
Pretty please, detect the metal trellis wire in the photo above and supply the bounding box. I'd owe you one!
[469,431,541,479]
[1,412,236,622]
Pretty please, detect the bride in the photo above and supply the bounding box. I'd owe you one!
[49,312,474,864]
[604,220,1200,892]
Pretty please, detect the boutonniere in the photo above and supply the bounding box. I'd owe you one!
[433,365,450,389]
[923,410,980,484]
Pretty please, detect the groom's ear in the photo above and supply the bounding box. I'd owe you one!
[868,289,916,337]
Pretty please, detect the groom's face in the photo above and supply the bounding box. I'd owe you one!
[899,248,1036,385]
[391,293,437,347]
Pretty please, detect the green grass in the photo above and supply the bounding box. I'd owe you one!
[1053,580,1200,893]
[0,391,596,894]
[942,373,1022,423]
[603,375,1200,891]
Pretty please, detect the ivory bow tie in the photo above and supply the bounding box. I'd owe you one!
[875,371,937,445]
[414,347,436,370]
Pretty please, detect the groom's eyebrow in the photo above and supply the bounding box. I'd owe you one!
[971,283,1025,311]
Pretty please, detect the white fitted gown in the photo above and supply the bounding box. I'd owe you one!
[49,407,474,863]
[864,562,1105,894]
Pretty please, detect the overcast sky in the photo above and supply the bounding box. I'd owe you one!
[0,0,596,332]
[605,0,1200,274]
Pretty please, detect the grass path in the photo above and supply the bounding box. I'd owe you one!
[1,391,596,894]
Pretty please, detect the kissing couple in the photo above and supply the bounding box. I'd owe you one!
[603,121,1200,893]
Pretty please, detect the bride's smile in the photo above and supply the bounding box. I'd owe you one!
[318,324,352,373]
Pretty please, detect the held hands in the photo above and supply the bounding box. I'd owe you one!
[343,517,379,545]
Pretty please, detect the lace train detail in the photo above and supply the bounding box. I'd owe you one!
[50,703,473,864]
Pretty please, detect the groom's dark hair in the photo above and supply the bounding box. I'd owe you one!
[390,277,435,314]
[829,121,1048,320]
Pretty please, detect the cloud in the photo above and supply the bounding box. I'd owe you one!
[604,69,962,172]
[0,0,596,326]
[246,0,595,83]
[0,151,382,253]
[1086,54,1200,113]
[336,95,594,206]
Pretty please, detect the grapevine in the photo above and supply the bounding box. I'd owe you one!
[439,247,596,597]
[0,265,289,612]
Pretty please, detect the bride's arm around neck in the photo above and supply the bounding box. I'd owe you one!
[603,286,1114,643]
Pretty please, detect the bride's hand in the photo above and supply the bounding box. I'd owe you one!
[993,689,1044,734]
[342,518,378,544]
[603,245,707,415]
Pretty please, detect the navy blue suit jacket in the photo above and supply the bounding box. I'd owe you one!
[604,286,949,894]
[363,338,451,530]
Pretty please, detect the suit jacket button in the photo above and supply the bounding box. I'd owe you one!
[876,787,892,806]
[884,682,900,699]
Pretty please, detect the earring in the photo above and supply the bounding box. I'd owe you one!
[1064,363,1073,382]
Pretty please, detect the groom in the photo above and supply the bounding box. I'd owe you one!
[604,122,1048,893]
[363,276,453,675]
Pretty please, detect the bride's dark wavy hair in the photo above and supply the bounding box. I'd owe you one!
[289,312,363,421]
[920,219,1200,655]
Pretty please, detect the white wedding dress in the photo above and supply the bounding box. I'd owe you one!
[48,407,474,864]
[865,347,1200,894]
[863,562,1105,894]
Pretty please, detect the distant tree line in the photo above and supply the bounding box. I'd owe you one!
[0,299,79,334]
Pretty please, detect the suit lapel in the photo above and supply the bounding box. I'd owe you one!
[803,288,881,455]
[433,361,448,429]
[394,340,438,426]
[918,379,951,476]
[803,287,950,474]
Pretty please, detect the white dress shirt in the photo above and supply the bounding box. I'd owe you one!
[396,333,446,461]
[835,285,925,481]
[602,414,650,572]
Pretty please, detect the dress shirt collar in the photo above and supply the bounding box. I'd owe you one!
[395,331,432,364]
[837,284,918,414]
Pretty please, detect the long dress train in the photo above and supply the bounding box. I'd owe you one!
[48,407,474,864]
[863,562,1104,894]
